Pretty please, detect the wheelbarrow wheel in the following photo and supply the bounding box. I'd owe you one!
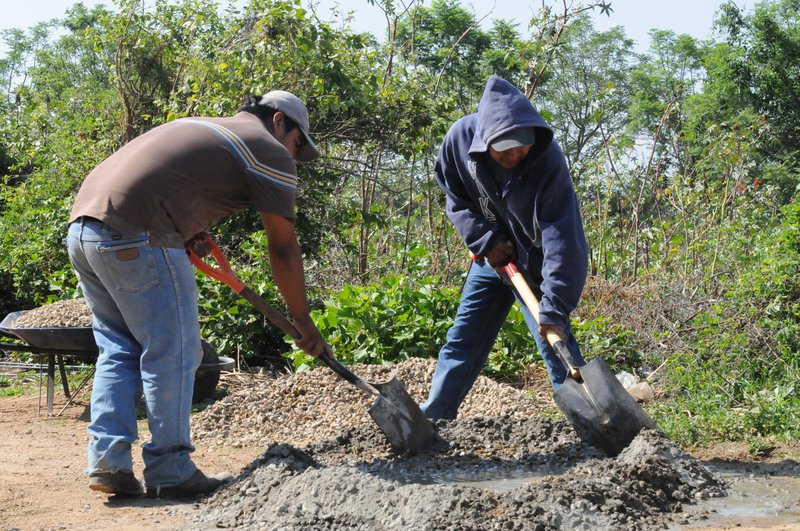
[193,340,221,403]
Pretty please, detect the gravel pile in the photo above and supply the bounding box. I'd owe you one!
[191,358,727,530]
[13,299,92,328]
[192,357,552,453]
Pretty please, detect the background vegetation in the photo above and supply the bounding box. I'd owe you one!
[1,0,798,452]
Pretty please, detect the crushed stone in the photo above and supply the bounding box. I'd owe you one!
[192,357,552,454]
[11,298,93,328]
[190,358,727,530]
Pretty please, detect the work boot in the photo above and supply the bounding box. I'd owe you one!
[89,470,143,497]
[145,469,233,499]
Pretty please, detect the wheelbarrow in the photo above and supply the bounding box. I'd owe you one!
[187,235,436,453]
[0,310,233,414]
[500,262,658,456]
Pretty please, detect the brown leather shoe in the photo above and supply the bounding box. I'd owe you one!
[89,470,143,497]
[145,469,233,499]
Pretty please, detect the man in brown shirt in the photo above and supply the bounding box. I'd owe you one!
[67,90,330,499]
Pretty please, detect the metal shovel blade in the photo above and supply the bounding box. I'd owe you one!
[317,352,436,453]
[368,374,436,453]
[554,358,658,457]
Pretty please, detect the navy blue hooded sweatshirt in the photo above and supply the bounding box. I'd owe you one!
[435,75,588,328]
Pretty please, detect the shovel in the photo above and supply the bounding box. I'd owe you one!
[187,236,435,453]
[500,262,657,456]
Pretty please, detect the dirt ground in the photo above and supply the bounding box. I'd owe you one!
[0,392,261,530]
[1,375,798,530]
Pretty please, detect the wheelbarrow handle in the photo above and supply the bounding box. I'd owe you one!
[189,236,380,397]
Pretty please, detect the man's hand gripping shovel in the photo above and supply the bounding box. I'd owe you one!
[489,258,658,456]
[188,234,436,453]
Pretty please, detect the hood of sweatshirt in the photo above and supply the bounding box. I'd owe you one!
[468,75,554,159]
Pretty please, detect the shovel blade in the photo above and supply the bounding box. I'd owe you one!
[368,375,436,453]
[554,358,657,456]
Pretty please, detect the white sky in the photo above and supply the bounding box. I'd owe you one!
[2,0,742,55]
[312,0,737,48]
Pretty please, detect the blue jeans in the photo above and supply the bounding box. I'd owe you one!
[67,218,202,489]
[421,259,585,419]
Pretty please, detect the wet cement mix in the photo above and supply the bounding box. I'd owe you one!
[189,359,727,530]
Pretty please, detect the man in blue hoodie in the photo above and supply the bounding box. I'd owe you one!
[421,75,588,420]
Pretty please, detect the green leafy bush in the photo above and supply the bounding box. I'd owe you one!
[0,170,82,307]
[571,315,641,372]
[486,306,539,375]
[650,196,800,446]
[0,376,26,397]
[284,275,458,371]
[648,370,800,447]
[283,275,572,378]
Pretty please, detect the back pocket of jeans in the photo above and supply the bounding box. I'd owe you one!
[98,239,159,293]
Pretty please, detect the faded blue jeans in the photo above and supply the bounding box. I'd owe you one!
[421,258,585,420]
[67,218,202,489]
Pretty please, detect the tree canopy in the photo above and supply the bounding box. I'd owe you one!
[1,0,798,448]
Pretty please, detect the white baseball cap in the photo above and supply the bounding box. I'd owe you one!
[260,90,321,162]
[490,127,537,151]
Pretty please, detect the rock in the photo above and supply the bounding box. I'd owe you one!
[628,382,656,402]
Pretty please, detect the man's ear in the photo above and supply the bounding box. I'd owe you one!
[272,111,285,132]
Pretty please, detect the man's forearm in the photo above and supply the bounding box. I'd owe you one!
[268,238,312,323]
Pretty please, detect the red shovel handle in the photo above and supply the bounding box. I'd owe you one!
[469,252,542,321]
[188,234,300,340]
[187,234,246,294]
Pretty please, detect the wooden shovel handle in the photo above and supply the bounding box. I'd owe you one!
[499,263,582,378]
[500,264,560,345]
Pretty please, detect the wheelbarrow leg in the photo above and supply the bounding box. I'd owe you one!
[57,354,71,399]
[57,366,94,416]
[47,353,55,416]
